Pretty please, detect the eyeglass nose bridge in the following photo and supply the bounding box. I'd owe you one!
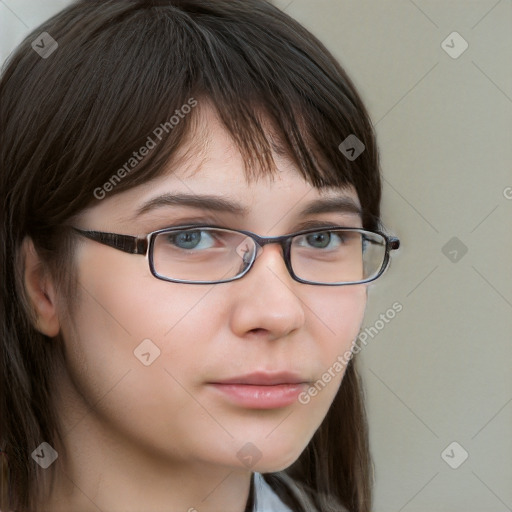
[234,232,294,276]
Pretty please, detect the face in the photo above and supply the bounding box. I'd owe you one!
[56,105,368,475]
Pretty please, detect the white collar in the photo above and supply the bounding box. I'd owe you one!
[252,472,294,512]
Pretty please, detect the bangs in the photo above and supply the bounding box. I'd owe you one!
[2,0,380,230]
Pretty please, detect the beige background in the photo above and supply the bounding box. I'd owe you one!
[1,1,511,510]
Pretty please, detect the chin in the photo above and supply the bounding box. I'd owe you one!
[251,457,300,474]
[250,444,305,473]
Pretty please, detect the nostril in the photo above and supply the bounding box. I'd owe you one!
[248,328,266,336]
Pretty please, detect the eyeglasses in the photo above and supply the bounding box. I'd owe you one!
[72,224,400,286]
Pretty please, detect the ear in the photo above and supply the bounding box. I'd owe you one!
[21,236,60,337]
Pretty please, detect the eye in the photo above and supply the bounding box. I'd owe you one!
[166,230,216,250]
[296,230,344,250]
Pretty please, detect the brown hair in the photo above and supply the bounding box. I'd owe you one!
[0,1,379,510]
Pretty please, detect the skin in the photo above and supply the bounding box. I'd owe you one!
[23,104,368,512]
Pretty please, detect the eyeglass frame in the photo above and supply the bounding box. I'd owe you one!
[71,224,400,286]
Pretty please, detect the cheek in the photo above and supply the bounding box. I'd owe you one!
[71,242,213,344]
[61,245,214,410]
[297,285,367,405]
[57,273,223,459]
[307,284,367,359]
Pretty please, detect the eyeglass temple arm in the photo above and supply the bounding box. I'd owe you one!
[72,228,148,255]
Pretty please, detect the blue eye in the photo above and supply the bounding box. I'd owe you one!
[297,231,343,250]
[166,230,215,250]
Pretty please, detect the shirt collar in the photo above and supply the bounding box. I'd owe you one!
[252,472,294,512]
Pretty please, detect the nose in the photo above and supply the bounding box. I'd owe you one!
[228,242,306,340]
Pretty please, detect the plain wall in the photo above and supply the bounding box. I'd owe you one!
[1,1,511,510]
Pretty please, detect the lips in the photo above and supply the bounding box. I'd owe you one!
[207,372,310,409]
[209,371,308,386]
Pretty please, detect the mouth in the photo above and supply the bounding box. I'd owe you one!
[207,372,310,409]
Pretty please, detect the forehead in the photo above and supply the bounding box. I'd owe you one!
[77,103,361,228]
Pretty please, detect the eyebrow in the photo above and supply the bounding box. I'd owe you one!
[131,192,362,220]
[299,196,362,217]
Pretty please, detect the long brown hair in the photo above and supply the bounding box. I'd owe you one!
[0,1,379,510]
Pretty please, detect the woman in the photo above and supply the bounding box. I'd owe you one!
[0,1,399,510]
